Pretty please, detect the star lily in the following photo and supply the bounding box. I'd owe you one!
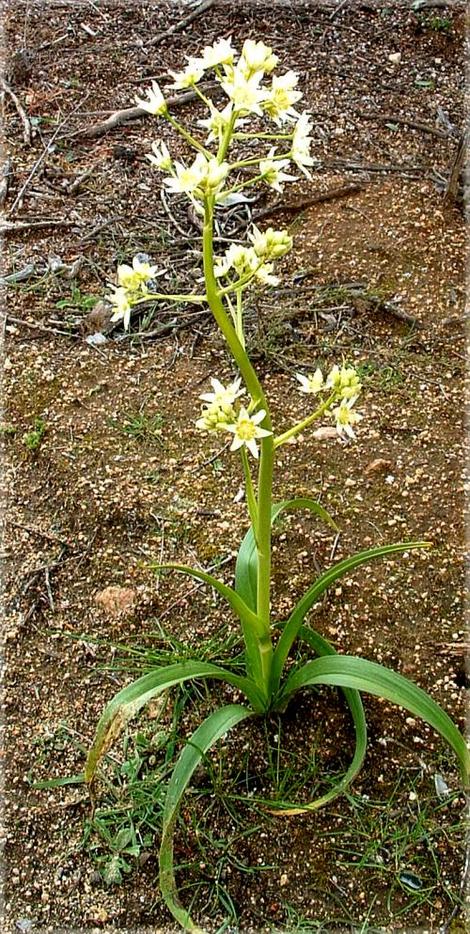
[200,37,236,69]
[226,407,272,458]
[296,369,324,394]
[146,140,173,171]
[332,398,363,439]
[291,112,315,177]
[107,286,132,330]
[263,71,302,123]
[259,149,297,193]
[135,81,167,116]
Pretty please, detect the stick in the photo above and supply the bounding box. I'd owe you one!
[358,111,451,140]
[0,76,32,145]
[9,94,89,213]
[0,157,11,206]
[4,314,80,338]
[146,0,215,46]
[251,184,367,224]
[0,219,77,234]
[7,521,71,546]
[70,84,219,140]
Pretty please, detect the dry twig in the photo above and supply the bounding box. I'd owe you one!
[1,76,32,144]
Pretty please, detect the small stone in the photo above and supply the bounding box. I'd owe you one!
[94,585,136,616]
[364,458,393,476]
[79,301,113,336]
[312,426,337,440]
[280,873,288,886]
[388,52,402,65]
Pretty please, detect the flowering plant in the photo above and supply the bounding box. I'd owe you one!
[85,38,469,932]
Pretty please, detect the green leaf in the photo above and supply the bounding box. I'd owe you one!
[263,623,367,814]
[85,661,263,783]
[272,541,430,687]
[155,562,267,688]
[235,498,338,613]
[160,704,253,933]
[279,655,470,785]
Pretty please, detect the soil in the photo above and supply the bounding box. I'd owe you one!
[1,2,468,933]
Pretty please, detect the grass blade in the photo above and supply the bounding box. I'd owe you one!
[85,661,263,782]
[272,541,431,684]
[279,655,470,785]
[159,704,253,932]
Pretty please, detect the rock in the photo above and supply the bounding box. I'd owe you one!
[388,52,402,65]
[364,458,393,476]
[79,302,113,336]
[312,426,337,440]
[94,586,136,616]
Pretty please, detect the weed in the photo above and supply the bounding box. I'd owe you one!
[422,14,453,33]
[55,285,99,312]
[22,417,47,452]
[114,411,164,443]
[0,422,16,437]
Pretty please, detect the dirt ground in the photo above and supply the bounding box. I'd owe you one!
[1,1,468,932]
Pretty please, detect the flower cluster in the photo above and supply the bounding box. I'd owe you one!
[214,226,293,289]
[135,36,317,210]
[107,256,158,329]
[296,364,363,439]
[196,377,271,458]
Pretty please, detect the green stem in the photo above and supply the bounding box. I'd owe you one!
[131,292,207,305]
[203,195,274,700]
[274,391,337,448]
[235,288,244,347]
[165,113,209,155]
[240,448,258,530]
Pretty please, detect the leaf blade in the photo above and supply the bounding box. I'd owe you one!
[272,542,431,686]
[85,661,262,782]
[160,704,253,933]
[279,655,470,784]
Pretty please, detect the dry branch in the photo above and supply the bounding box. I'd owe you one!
[1,76,32,145]
[69,84,220,140]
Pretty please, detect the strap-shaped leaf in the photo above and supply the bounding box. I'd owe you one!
[279,655,470,785]
[261,622,367,815]
[160,704,253,933]
[155,562,267,689]
[272,541,430,688]
[85,661,263,782]
[235,497,338,613]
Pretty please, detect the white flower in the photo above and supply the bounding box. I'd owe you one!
[117,256,158,291]
[296,369,324,394]
[200,377,244,408]
[198,102,234,143]
[226,407,272,458]
[221,70,266,115]
[164,153,228,198]
[203,157,230,192]
[291,112,315,177]
[248,225,292,259]
[263,71,302,124]
[332,398,363,439]
[214,244,259,279]
[135,81,167,116]
[169,57,205,89]
[240,39,278,75]
[107,286,132,330]
[259,149,297,192]
[146,140,173,171]
[254,263,279,287]
[200,37,236,69]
